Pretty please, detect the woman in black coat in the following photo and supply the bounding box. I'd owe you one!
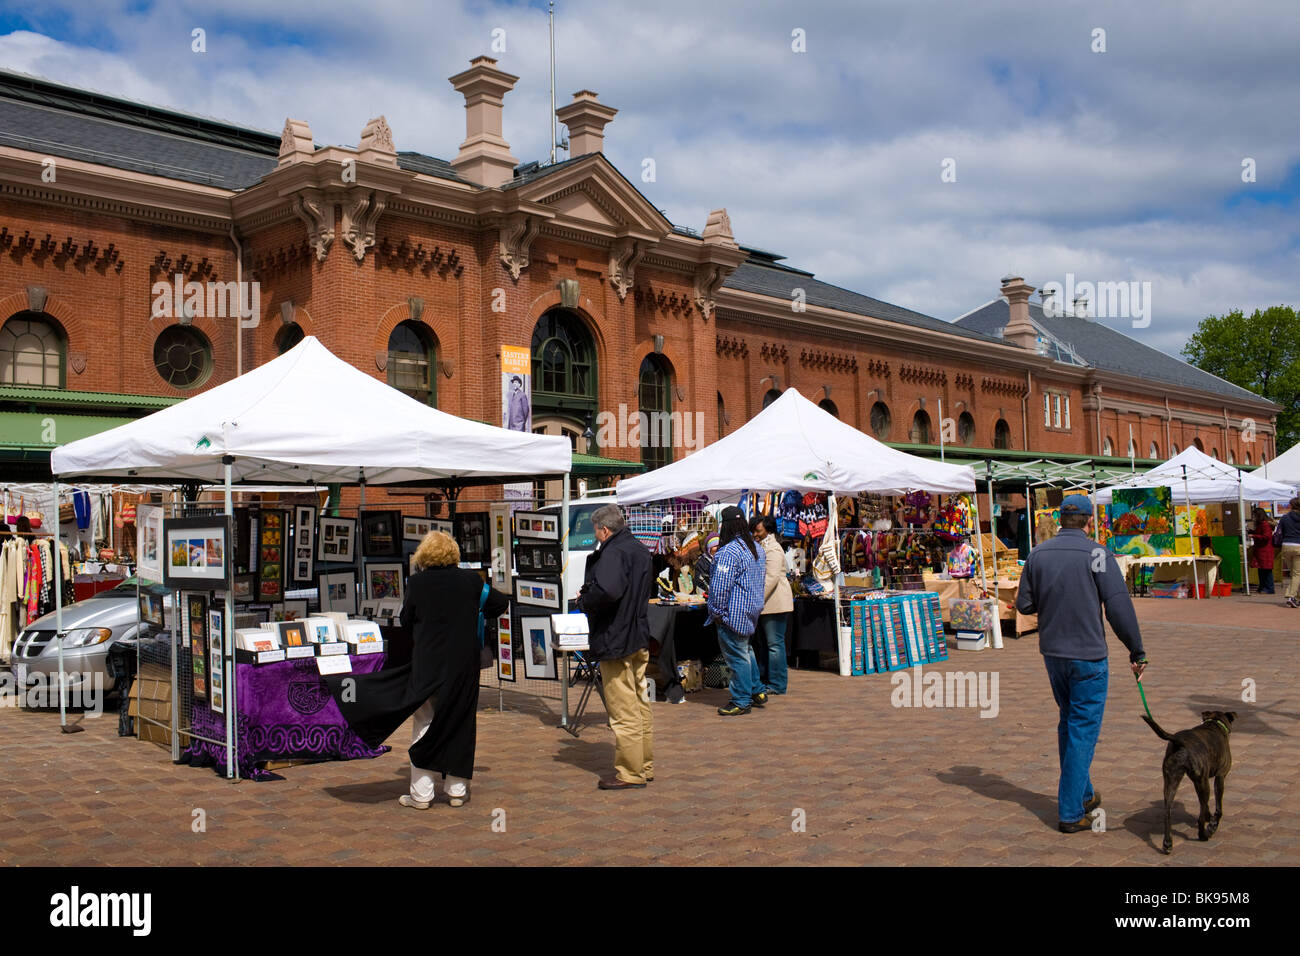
[328,531,509,809]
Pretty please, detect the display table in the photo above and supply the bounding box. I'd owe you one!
[647,601,716,702]
[1114,554,1221,595]
[184,652,390,780]
[923,576,1036,635]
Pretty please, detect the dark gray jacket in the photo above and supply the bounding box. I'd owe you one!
[1016,529,1145,662]
[1278,511,1300,546]
[576,527,653,662]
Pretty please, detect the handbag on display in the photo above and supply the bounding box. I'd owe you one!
[702,655,731,689]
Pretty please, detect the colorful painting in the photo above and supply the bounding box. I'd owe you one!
[1110,487,1173,536]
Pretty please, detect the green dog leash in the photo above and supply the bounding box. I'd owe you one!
[1136,674,1153,721]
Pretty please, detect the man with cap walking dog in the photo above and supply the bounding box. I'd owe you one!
[1016,494,1148,833]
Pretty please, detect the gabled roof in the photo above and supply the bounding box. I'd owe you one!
[954,298,1268,404]
[722,254,1001,343]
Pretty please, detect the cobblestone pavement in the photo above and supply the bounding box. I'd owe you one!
[2,594,1296,866]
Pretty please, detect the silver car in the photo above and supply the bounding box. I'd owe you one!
[10,578,168,697]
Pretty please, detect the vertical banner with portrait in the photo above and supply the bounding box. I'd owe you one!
[501,344,534,513]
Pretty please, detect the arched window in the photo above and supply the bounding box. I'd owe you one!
[154,326,213,389]
[1212,447,1220,460]
[1,312,64,387]
[910,410,932,444]
[1149,441,1160,459]
[1103,436,1114,456]
[387,321,437,406]
[276,322,304,355]
[531,309,596,421]
[870,401,891,440]
[957,411,975,445]
[1171,443,1180,455]
[993,418,1011,450]
[1227,449,1236,465]
[1127,437,1136,458]
[819,398,839,418]
[717,391,726,438]
[638,355,672,471]
[1245,451,1252,466]
[762,388,782,409]
[1193,437,1204,451]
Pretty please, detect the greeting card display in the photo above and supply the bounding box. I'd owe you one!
[257,509,287,603]
[163,516,232,589]
[292,505,316,583]
[318,516,357,563]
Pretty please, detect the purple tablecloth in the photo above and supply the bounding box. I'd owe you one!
[185,653,390,780]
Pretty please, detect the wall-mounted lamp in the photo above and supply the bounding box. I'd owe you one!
[653,334,664,354]
[557,278,580,309]
[408,296,424,322]
[280,300,295,326]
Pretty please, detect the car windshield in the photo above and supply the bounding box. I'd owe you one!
[106,577,170,598]
[538,504,599,550]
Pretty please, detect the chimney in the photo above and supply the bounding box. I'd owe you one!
[555,90,617,157]
[1000,274,1039,351]
[448,56,519,188]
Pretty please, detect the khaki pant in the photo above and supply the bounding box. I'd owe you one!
[1284,546,1300,600]
[600,648,654,784]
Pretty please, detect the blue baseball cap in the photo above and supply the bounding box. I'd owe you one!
[1060,494,1093,515]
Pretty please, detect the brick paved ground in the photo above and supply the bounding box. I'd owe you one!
[2,593,1296,866]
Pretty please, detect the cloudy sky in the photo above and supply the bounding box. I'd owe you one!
[2,0,1296,357]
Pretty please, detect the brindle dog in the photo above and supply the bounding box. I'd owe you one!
[1142,710,1235,855]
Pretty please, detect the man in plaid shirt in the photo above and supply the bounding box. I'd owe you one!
[707,506,768,715]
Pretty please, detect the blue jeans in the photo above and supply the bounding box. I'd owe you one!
[716,623,761,708]
[755,613,789,694]
[1043,656,1108,823]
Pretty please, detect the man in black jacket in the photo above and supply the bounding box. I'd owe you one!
[1017,495,1147,834]
[577,504,654,790]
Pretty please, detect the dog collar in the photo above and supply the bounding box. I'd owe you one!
[1212,719,1232,735]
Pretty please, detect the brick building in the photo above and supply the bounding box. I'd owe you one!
[0,59,1280,492]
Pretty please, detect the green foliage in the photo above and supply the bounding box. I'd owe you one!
[1182,306,1300,454]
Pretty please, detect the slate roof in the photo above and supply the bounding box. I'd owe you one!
[721,252,1002,344]
[0,68,466,189]
[954,298,1269,404]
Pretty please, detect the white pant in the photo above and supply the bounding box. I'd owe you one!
[410,697,468,801]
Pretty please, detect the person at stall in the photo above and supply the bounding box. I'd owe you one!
[1278,498,1300,607]
[326,530,510,810]
[709,506,766,716]
[1015,494,1146,834]
[1248,507,1275,595]
[693,532,720,594]
[577,504,655,790]
[749,515,793,695]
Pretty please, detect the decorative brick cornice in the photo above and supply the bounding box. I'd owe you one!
[760,341,789,364]
[375,237,464,277]
[498,212,539,280]
[149,249,220,282]
[899,363,946,386]
[954,372,975,390]
[247,242,313,279]
[608,237,644,301]
[716,334,749,358]
[3,228,125,273]
[799,348,858,373]
[981,375,1026,397]
[865,357,890,378]
[634,283,693,316]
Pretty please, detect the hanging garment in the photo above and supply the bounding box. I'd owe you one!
[73,490,91,530]
[776,491,802,540]
[797,493,829,539]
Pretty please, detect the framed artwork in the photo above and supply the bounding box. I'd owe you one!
[276,620,308,648]
[232,507,253,571]
[256,509,287,603]
[358,600,378,620]
[187,593,208,701]
[281,599,308,621]
[514,578,561,609]
[496,614,515,682]
[317,516,357,564]
[135,504,164,584]
[403,516,432,541]
[318,570,358,615]
[233,572,256,604]
[489,503,511,590]
[516,543,561,575]
[430,519,453,537]
[366,562,404,603]
[520,615,557,680]
[514,511,559,542]
[163,516,232,589]
[292,505,316,583]
[455,511,489,564]
[208,607,225,715]
[138,592,164,629]
[361,510,403,557]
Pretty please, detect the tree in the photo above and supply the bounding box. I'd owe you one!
[1182,306,1300,456]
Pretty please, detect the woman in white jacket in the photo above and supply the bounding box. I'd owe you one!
[749,515,793,695]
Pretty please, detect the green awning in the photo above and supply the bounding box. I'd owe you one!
[572,453,646,476]
[0,411,141,450]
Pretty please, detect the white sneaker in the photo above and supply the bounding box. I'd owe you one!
[398,794,431,810]
[448,787,470,808]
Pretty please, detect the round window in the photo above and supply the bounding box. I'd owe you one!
[154,326,213,389]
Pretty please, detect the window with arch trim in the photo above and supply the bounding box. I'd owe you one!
[819,397,839,418]
[762,388,782,409]
[387,320,437,406]
[870,401,891,440]
[1149,441,1160,459]
[531,310,597,420]
[957,411,975,445]
[1103,436,1114,456]
[276,322,305,354]
[638,354,672,471]
[993,418,1011,450]
[910,409,932,444]
[1,312,64,388]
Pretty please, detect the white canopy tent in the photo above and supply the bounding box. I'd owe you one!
[1259,441,1300,492]
[1094,446,1294,598]
[47,336,572,759]
[616,388,987,661]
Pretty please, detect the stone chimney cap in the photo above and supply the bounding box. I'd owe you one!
[1001,274,1022,285]
[449,56,520,93]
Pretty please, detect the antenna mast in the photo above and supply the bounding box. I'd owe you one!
[549,0,557,164]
